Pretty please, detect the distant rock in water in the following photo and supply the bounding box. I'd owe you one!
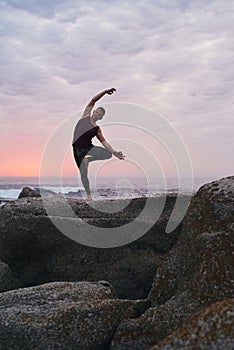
[18,186,58,199]
[66,190,82,198]
[18,186,41,199]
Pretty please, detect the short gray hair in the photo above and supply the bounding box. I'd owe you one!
[97,107,105,115]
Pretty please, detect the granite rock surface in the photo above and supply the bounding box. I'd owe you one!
[0,281,149,350]
[151,299,234,350]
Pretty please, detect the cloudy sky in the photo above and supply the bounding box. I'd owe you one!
[0,0,233,180]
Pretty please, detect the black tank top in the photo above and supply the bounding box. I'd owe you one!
[72,117,99,149]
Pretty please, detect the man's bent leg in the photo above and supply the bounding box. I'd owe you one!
[88,146,112,163]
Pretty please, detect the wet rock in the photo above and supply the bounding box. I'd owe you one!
[151,299,234,350]
[0,281,149,350]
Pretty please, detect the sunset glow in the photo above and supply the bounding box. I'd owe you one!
[0,0,233,179]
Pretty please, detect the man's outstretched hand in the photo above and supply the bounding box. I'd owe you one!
[114,151,125,160]
[106,88,116,95]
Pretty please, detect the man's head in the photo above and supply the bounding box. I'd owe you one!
[92,107,105,121]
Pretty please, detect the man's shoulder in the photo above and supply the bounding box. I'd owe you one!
[77,116,90,126]
[80,115,91,121]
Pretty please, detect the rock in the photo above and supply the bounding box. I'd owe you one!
[111,176,234,349]
[149,176,234,307]
[1,176,232,349]
[0,261,22,292]
[18,187,57,199]
[0,281,150,350]
[150,299,234,350]
[111,295,200,349]
[0,195,182,299]
[0,198,13,206]
[18,187,41,199]
[182,175,234,234]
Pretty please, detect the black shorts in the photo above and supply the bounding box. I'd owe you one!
[73,146,112,168]
[73,146,93,168]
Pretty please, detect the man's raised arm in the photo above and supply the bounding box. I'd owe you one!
[81,88,116,119]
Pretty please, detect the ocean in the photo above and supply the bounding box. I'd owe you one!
[0,176,217,203]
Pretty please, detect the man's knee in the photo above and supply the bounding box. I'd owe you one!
[105,150,112,159]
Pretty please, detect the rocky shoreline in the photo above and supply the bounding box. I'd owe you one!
[0,176,233,349]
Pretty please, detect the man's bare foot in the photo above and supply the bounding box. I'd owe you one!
[86,194,92,201]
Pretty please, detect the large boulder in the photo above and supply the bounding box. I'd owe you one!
[111,176,234,349]
[151,299,234,350]
[149,176,234,307]
[0,281,150,350]
[0,195,181,299]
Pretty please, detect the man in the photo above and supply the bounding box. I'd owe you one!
[72,88,125,201]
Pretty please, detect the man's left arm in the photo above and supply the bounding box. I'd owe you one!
[97,129,125,159]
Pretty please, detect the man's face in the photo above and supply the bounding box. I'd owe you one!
[93,108,104,120]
